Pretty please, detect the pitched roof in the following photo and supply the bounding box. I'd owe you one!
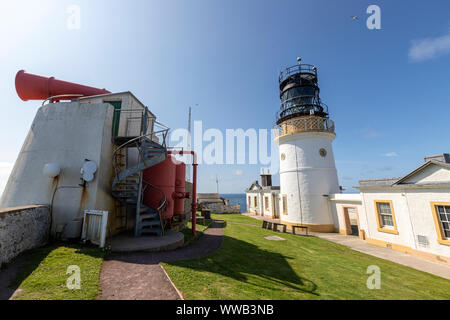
[393,160,450,185]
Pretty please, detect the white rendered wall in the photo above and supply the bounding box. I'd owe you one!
[276,131,340,226]
[0,102,117,237]
[328,193,363,232]
[360,188,450,258]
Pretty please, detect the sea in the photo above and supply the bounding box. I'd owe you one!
[221,193,246,213]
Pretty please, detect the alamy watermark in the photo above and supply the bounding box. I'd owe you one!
[66,265,81,290]
[366,265,381,289]
[169,121,280,173]
[66,5,81,30]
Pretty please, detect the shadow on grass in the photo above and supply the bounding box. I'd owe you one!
[0,242,103,300]
[103,221,318,298]
[166,235,319,297]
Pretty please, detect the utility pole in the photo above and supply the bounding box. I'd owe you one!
[187,106,192,182]
[216,175,219,194]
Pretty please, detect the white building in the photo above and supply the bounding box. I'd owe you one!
[246,61,450,266]
[246,171,280,218]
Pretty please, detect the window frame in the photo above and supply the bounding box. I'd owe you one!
[264,196,270,211]
[430,202,450,246]
[282,195,288,215]
[374,200,398,235]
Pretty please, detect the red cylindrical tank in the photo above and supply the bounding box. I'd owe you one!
[143,156,176,220]
[174,161,186,215]
[15,70,110,101]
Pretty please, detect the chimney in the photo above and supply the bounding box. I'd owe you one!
[260,168,272,187]
[424,154,450,164]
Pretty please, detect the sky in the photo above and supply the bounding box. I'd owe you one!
[1,0,450,195]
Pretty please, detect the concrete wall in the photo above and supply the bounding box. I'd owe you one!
[0,102,117,238]
[276,131,339,230]
[0,205,50,265]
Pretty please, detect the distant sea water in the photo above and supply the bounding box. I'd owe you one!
[221,193,246,213]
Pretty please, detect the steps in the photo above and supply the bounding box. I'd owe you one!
[111,121,168,237]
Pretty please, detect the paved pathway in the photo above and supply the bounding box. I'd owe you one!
[242,213,450,280]
[99,220,225,300]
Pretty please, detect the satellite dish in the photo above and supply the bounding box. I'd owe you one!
[80,161,97,182]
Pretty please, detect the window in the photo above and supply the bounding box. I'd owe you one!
[264,196,269,211]
[282,195,287,215]
[254,196,257,208]
[436,206,450,238]
[374,200,398,234]
[248,196,251,207]
[430,202,450,246]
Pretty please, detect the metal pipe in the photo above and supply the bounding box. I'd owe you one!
[168,150,198,236]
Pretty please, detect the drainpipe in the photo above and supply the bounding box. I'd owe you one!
[168,150,198,236]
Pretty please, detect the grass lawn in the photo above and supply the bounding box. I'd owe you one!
[181,220,212,245]
[211,213,261,226]
[11,244,104,300]
[163,214,450,300]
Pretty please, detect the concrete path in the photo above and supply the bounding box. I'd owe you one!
[242,213,450,280]
[314,232,450,280]
[99,220,225,300]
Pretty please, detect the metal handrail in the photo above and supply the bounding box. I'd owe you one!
[42,94,84,106]
[274,117,335,137]
[142,179,167,235]
[279,64,317,84]
[111,127,169,180]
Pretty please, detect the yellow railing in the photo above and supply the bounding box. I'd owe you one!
[275,116,335,137]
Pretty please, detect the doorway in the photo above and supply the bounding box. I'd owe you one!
[343,207,359,236]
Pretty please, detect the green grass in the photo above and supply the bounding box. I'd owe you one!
[211,213,261,226]
[163,214,450,300]
[182,220,212,245]
[12,244,104,300]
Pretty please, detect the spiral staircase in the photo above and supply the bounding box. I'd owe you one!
[111,109,169,237]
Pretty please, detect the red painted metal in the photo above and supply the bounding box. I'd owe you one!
[168,151,198,236]
[15,70,110,102]
[173,161,187,215]
[143,156,176,220]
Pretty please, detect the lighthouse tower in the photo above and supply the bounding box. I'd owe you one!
[275,59,339,232]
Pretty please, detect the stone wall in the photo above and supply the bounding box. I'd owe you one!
[0,205,50,265]
[200,202,241,214]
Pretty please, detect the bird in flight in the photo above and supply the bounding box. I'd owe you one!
[351,15,359,20]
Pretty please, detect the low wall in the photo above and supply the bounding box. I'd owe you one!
[201,202,241,214]
[0,205,50,265]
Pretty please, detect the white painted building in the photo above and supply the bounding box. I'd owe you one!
[246,170,280,218]
[246,61,450,267]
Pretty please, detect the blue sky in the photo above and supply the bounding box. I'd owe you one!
[1,0,450,194]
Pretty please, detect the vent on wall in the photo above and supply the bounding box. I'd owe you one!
[81,210,108,248]
[417,235,429,247]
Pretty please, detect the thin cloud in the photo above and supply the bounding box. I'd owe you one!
[363,129,381,139]
[383,152,398,157]
[0,162,13,196]
[409,33,450,62]
[232,169,244,176]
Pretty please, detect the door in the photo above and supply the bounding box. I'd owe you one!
[105,101,122,138]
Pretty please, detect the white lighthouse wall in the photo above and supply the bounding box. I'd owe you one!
[0,102,118,237]
[278,132,339,230]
